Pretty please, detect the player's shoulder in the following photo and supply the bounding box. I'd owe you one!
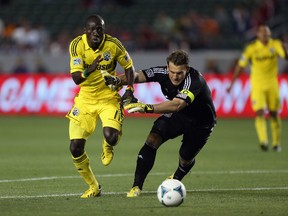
[241,40,257,54]
[104,34,125,49]
[69,36,84,56]
[270,38,282,45]
[151,66,167,74]
[142,66,167,79]
[188,67,201,77]
[70,35,83,46]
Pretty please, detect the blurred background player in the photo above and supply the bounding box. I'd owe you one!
[111,50,216,197]
[227,24,288,152]
[66,15,136,198]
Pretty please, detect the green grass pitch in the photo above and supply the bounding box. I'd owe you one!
[0,116,288,216]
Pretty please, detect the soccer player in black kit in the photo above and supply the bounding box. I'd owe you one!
[106,50,216,197]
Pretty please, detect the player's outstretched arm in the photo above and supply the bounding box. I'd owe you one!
[124,98,187,114]
[226,64,244,93]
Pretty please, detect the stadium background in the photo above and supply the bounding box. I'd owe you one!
[1,2,288,215]
[0,0,288,117]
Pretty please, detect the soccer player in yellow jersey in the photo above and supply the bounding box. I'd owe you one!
[66,15,137,198]
[227,25,288,152]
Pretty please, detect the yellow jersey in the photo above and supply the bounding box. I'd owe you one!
[238,38,286,86]
[69,34,133,100]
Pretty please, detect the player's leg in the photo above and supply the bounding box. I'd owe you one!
[127,115,183,197]
[269,111,281,151]
[127,133,162,197]
[267,85,281,152]
[172,125,214,181]
[251,87,268,150]
[66,102,100,198]
[101,127,122,165]
[69,122,101,198]
[99,101,124,166]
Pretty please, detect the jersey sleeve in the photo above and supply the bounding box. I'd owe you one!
[175,72,204,105]
[274,39,286,59]
[238,45,251,68]
[69,37,84,73]
[113,37,133,70]
[141,66,167,82]
[175,89,195,104]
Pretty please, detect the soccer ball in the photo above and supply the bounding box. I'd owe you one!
[157,179,186,207]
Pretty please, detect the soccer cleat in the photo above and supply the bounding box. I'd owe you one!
[127,186,141,197]
[101,143,114,166]
[260,143,269,152]
[272,145,282,152]
[167,173,175,179]
[80,185,101,198]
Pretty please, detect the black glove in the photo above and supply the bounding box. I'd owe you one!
[103,75,122,91]
[121,86,138,106]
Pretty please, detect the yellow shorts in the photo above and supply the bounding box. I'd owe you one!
[66,95,124,140]
[250,81,280,112]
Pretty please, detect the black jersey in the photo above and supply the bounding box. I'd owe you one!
[142,66,216,127]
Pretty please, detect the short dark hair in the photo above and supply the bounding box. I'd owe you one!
[85,15,105,27]
[166,50,189,66]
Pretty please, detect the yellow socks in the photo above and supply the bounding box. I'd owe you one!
[255,116,268,144]
[72,152,99,188]
[270,116,281,147]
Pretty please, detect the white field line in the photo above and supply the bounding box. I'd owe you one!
[1,169,288,183]
[1,187,288,199]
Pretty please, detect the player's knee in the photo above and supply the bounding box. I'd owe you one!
[146,133,163,149]
[269,111,278,118]
[103,127,120,146]
[70,139,85,157]
[255,109,265,116]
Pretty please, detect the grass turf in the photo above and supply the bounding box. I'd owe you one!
[0,116,287,216]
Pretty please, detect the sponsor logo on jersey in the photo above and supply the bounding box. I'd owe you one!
[255,54,276,61]
[84,62,113,70]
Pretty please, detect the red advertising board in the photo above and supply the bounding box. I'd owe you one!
[1,74,288,118]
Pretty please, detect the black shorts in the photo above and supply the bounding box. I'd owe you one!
[150,114,215,161]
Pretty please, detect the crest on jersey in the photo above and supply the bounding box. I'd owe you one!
[73,58,82,65]
[103,52,111,61]
[72,107,80,116]
[269,48,275,54]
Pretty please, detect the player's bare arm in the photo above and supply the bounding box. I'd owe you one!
[153,98,188,114]
[118,70,147,85]
[226,64,244,93]
[125,97,188,114]
[72,54,103,85]
[124,66,135,86]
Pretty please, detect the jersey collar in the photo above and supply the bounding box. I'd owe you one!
[256,38,272,47]
[82,34,106,52]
